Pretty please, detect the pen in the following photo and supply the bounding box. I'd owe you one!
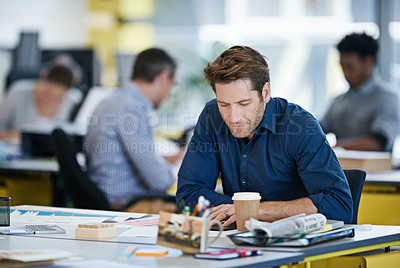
[183,205,191,216]
[117,245,138,260]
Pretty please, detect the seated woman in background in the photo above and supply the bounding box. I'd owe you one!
[0,55,82,142]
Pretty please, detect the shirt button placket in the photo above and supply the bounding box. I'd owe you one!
[241,153,248,186]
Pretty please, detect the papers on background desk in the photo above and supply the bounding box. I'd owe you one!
[10,208,157,226]
[119,226,158,237]
[10,210,111,225]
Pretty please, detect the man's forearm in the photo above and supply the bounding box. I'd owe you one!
[259,197,318,222]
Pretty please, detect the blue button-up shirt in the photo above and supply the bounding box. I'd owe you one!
[177,97,353,223]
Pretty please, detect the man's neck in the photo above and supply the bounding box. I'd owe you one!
[133,79,155,105]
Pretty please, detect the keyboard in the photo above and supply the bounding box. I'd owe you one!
[25,224,66,234]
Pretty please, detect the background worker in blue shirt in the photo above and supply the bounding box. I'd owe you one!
[176,46,353,226]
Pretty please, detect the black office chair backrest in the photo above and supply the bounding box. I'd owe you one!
[51,128,111,210]
[343,169,366,224]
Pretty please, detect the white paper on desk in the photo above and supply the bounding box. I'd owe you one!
[334,149,391,159]
[10,210,110,225]
[0,248,73,262]
[103,214,155,224]
[118,226,158,237]
[54,260,142,268]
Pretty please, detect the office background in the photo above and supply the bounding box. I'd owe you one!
[0,0,400,130]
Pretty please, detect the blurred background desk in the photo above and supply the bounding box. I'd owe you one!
[358,170,400,225]
[0,157,64,207]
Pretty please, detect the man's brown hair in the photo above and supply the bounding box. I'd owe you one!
[204,46,270,97]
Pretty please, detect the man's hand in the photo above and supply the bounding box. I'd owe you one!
[210,204,236,227]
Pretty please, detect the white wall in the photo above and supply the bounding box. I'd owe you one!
[0,0,88,97]
[0,0,87,48]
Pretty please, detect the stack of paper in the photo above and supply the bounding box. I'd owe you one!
[335,149,392,172]
[0,248,74,266]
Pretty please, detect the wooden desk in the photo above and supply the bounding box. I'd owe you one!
[358,170,400,225]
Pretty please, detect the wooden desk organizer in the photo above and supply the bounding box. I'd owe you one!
[75,223,117,239]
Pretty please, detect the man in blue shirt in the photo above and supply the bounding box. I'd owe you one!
[176,46,353,226]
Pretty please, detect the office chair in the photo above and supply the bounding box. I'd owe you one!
[51,128,111,210]
[52,128,176,213]
[343,169,366,224]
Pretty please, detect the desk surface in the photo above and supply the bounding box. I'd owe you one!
[4,205,400,267]
[0,232,303,268]
[0,158,59,174]
[213,225,400,258]
[366,170,400,186]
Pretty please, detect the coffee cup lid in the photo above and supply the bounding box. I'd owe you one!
[232,192,261,200]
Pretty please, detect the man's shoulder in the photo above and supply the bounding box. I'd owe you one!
[374,82,399,100]
[205,98,218,108]
[92,90,137,117]
[273,97,312,118]
[202,99,220,116]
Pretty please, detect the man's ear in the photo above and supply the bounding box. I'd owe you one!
[364,56,375,69]
[154,70,169,85]
[262,82,271,103]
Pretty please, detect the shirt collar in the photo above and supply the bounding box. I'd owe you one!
[126,81,154,110]
[257,97,278,134]
[227,97,278,142]
[350,74,377,97]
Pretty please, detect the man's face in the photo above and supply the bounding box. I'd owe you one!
[340,52,373,89]
[215,79,270,140]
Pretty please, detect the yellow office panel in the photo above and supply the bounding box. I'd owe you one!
[0,177,52,206]
[358,192,400,225]
[118,0,155,19]
[89,0,118,14]
[310,257,366,268]
[88,28,118,86]
[0,186,7,196]
[309,250,400,268]
[118,23,154,53]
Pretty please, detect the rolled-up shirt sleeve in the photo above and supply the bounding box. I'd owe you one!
[287,112,353,223]
[370,91,400,151]
[176,108,231,207]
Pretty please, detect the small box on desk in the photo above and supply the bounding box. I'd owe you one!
[75,223,117,239]
[336,150,392,172]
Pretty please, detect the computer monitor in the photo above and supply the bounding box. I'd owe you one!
[42,48,101,92]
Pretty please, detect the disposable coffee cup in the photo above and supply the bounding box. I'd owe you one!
[232,192,261,231]
[0,197,11,226]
